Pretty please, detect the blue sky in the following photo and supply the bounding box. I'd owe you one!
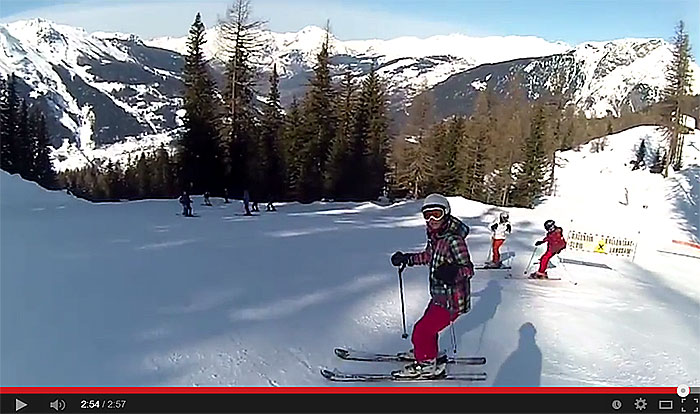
[0,0,698,54]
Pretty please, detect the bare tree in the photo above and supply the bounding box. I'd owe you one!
[216,0,268,194]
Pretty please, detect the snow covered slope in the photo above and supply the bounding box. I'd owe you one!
[1,126,697,386]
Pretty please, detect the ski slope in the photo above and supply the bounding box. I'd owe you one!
[1,125,698,387]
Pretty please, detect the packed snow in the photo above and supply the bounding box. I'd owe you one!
[1,126,698,386]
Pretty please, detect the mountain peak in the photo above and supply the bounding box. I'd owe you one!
[3,18,88,48]
[296,25,329,37]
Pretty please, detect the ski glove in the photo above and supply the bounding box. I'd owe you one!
[434,263,461,286]
[391,251,409,267]
[506,224,512,233]
[535,240,544,246]
[490,224,498,231]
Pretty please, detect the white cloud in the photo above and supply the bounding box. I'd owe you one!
[0,0,480,41]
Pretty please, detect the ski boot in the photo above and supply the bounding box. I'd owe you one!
[396,349,415,360]
[391,358,447,379]
[396,349,447,362]
[529,271,548,279]
[484,261,502,269]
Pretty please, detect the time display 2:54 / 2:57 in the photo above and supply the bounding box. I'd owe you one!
[80,400,127,409]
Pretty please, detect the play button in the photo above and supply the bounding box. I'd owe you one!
[15,399,27,412]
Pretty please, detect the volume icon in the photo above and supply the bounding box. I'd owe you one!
[49,399,66,411]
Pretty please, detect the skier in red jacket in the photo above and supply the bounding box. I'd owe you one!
[531,219,566,279]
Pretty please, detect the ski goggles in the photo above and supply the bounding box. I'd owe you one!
[422,207,445,221]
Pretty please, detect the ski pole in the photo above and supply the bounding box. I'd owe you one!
[397,263,408,339]
[447,293,457,354]
[557,255,578,286]
[485,240,493,264]
[524,246,538,275]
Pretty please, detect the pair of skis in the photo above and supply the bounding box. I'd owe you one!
[477,264,565,281]
[321,348,487,382]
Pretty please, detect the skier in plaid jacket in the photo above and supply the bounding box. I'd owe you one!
[390,194,474,379]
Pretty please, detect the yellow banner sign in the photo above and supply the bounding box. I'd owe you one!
[566,230,637,257]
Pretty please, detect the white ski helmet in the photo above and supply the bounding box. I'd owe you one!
[422,193,451,216]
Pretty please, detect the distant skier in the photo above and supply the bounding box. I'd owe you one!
[243,189,252,216]
[224,188,230,204]
[486,212,511,268]
[531,220,567,278]
[203,191,212,206]
[266,194,276,211]
[390,194,474,379]
[251,200,259,212]
[179,191,193,217]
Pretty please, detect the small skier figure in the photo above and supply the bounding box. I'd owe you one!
[390,194,474,379]
[203,191,212,206]
[243,189,252,216]
[486,212,511,268]
[179,191,193,217]
[531,219,567,278]
[266,194,276,211]
[224,188,230,204]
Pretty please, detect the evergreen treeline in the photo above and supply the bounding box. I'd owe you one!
[59,146,176,201]
[0,73,56,188]
[4,8,693,209]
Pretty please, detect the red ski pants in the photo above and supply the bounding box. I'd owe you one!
[538,250,555,273]
[492,239,505,263]
[412,302,459,361]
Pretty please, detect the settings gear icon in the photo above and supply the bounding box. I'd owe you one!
[634,397,647,410]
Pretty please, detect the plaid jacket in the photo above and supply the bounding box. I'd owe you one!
[407,215,474,315]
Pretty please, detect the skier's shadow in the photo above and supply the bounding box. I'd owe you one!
[450,280,502,350]
[493,322,542,386]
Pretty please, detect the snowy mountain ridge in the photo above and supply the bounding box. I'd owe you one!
[1,18,699,172]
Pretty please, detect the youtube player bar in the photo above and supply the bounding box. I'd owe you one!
[1,387,698,413]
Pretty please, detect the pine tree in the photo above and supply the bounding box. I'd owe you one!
[123,156,138,199]
[343,65,388,200]
[430,116,464,196]
[660,20,694,175]
[154,145,175,197]
[218,0,266,197]
[15,100,32,178]
[179,13,221,194]
[26,107,40,181]
[650,147,665,174]
[360,65,389,199]
[102,161,121,200]
[299,22,336,201]
[0,76,6,162]
[135,154,152,198]
[26,108,55,188]
[259,64,285,203]
[283,97,307,200]
[0,74,20,174]
[632,139,647,170]
[513,103,549,208]
[326,72,356,200]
